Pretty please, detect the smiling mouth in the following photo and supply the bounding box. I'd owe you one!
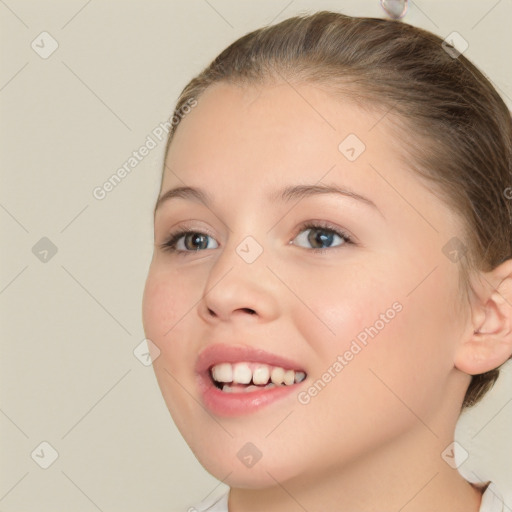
[209,361,307,393]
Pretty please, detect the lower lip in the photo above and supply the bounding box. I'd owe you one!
[198,373,304,417]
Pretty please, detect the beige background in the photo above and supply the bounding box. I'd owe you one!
[1,0,511,510]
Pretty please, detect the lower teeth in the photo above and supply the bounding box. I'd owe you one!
[221,382,277,393]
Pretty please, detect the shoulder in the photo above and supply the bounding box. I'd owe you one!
[186,488,229,512]
[479,482,506,512]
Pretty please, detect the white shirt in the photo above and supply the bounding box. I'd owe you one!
[188,482,505,511]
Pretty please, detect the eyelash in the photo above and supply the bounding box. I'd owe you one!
[159,221,355,255]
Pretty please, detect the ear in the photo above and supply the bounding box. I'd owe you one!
[454,259,512,375]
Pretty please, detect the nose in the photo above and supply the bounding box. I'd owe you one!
[197,236,281,325]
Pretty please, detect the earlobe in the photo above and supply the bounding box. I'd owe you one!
[454,260,512,376]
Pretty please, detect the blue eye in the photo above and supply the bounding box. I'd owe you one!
[292,222,353,251]
[160,222,354,255]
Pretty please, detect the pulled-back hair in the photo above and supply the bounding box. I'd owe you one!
[163,11,512,409]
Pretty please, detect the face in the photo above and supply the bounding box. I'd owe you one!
[142,81,469,488]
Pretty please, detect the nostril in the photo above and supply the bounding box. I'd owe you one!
[206,307,255,317]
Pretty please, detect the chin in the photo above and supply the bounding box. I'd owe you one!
[203,457,299,489]
[186,437,311,489]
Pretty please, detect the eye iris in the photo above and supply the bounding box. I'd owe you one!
[308,228,334,249]
[185,233,208,250]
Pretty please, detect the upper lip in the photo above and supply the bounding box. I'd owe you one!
[195,343,306,376]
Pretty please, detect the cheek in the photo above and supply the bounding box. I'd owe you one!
[291,260,456,426]
[142,267,201,426]
[142,267,195,391]
[287,261,396,359]
[142,265,192,342]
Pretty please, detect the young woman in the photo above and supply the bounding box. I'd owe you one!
[142,11,512,511]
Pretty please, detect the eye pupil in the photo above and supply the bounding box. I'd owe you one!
[185,233,208,250]
[308,228,334,249]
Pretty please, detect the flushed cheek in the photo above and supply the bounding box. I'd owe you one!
[142,269,195,342]
[289,271,399,361]
[292,268,438,412]
[304,298,409,414]
[143,275,201,431]
[142,271,199,401]
[282,282,417,433]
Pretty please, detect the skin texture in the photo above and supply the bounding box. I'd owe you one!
[142,81,512,511]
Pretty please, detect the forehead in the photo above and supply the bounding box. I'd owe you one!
[165,82,385,186]
[168,81,382,157]
[160,81,458,233]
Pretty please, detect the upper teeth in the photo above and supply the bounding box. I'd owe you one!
[211,362,306,386]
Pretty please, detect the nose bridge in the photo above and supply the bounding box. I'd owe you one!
[198,227,280,322]
[210,209,270,281]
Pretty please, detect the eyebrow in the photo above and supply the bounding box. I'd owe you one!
[154,186,212,216]
[154,183,382,216]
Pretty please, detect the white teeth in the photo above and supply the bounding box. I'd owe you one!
[252,365,270,385]
[211,363,233,383]
[270,366,285,385]
[232,363,252,384]
[283,370,295,385]
[210,361,307,389]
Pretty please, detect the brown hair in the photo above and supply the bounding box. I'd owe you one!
[162,11,512,409]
